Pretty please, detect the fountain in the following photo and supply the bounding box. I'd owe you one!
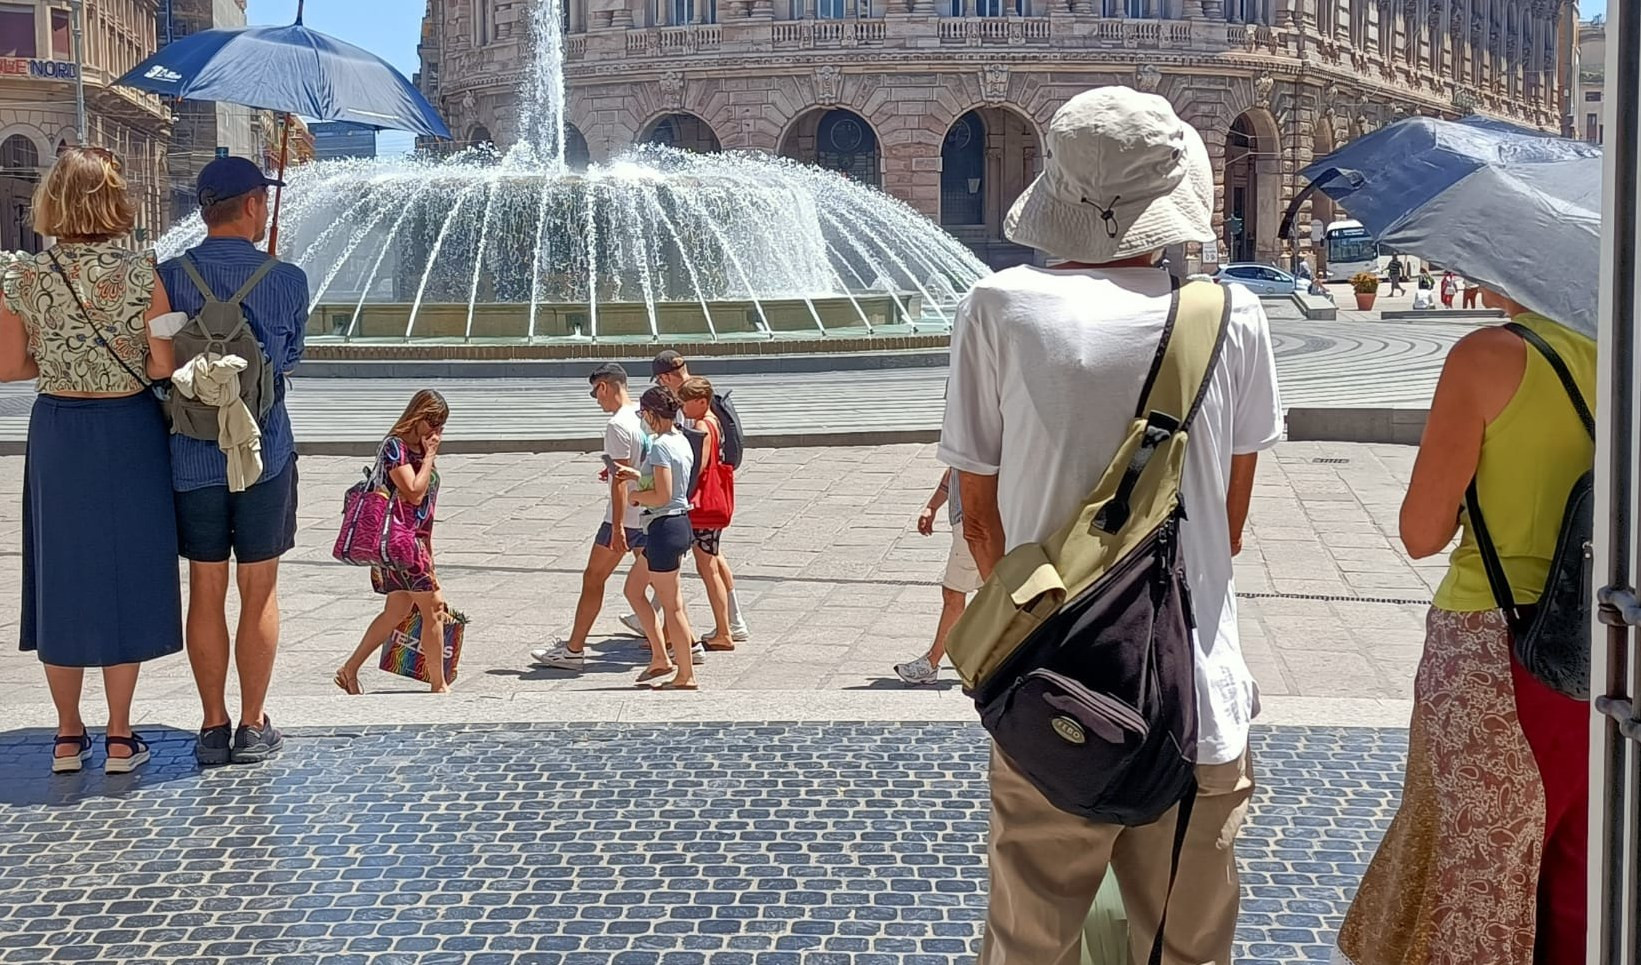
[155,0,988,345]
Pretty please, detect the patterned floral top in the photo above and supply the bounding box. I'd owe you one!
[0,241,156,395]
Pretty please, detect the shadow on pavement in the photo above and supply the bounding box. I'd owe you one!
[0,726,205,807]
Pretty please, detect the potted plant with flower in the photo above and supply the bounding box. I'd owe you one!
[1350,271,1381,311]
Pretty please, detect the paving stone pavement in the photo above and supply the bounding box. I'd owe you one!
[0,441,1429,726]
[0,722,1401,965]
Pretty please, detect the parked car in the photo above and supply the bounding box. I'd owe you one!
[1213,263,1307,296]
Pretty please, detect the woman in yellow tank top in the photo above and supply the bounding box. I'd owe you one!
[1334,292,1593,965]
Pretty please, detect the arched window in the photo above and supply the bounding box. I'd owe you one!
[780,109,881,188]
[0,135,40,172]
[469,124,493,150]
[940,112,986,227]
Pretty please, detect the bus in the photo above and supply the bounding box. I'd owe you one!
[1322,219,1419,281]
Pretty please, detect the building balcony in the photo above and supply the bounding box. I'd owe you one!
[565,13,1286,65]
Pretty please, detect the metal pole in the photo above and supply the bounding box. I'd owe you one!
[70,0,87,144]
[1593,0,1641,960]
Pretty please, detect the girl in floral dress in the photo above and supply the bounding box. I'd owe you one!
[334,390,450,694]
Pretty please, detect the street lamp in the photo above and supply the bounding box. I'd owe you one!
[70,0,86,144]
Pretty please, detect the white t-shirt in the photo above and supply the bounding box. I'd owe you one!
[604,404,646,530]
[939,266,1282,766]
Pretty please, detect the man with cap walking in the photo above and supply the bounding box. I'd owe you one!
[158,156,309,767]
[940,88,1281,963]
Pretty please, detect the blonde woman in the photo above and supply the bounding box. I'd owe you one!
[0,146,182,775]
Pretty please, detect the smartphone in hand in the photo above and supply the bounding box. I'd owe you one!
[601,454,619,475]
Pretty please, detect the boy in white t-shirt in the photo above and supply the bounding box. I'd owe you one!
[530,363,668,673]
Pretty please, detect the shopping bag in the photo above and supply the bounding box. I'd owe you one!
[1081,874,1129,965]
[378,606,467,684]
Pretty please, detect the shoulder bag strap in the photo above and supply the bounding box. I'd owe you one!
[1134,279,1232,432]
[45,249,150,388]
[1465,481,1524,634]
[1505,321,1595,439]
[179,254,221,304]
[228,257,279,307]
[1145,780,1197,965]
[1462,322,1591,634]
[1091,278,1230,533]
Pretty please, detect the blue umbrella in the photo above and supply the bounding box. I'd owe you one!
[1297,116,1602,336]
[116,2,450,251]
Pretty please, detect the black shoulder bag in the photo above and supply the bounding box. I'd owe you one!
[1464,322,1595,700]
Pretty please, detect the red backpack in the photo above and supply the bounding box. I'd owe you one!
[690,418,735,529]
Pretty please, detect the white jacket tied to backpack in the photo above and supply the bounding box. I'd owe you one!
[171,353,263,492]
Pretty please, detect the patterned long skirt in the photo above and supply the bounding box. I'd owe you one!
[1333,608,1545,965]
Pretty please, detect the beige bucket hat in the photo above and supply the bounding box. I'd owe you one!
[1005,86,1215,263]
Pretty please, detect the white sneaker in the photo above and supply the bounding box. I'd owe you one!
[530,641,585,671]
[691,641,706,666]
[620,604,665,637]
[894,655,939,686]
[728,621,750,643]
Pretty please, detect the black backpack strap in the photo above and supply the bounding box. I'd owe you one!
[228,257,279,307]
[1146,779,1197,965]
[178,254,220,304]
[1505,321,1594,439]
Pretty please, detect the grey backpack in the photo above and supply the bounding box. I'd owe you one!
[169,255,279,442]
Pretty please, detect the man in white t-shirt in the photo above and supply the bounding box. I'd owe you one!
[940,87,1282,964]
[530,363,662,671]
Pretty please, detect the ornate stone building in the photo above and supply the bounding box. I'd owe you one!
[0,0,173,251]
[421,0,1577,268]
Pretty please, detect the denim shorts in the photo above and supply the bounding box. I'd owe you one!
[643,513,693,574]
[595,521,646,552]
[175,458,298,564]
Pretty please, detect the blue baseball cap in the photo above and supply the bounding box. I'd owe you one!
[197,156,284,207]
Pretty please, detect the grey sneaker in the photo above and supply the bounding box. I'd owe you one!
[231,716,284,764]
[531,641,585,671]
[195,723,232,768]
[691,641,706,666]
[728,620,750,643]
[894,656,940,686]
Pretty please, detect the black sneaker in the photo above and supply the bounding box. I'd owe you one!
[230,715,284,764]
[195,723,232,768]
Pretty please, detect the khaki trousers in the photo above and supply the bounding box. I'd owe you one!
[978,743,1255,965]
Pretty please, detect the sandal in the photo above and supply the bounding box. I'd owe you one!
[104,734,150,775]
[653,679,700,691]
[333,669,362,695]
[635,665,673,686]
[51,732,91,774]
[702,634,736,653]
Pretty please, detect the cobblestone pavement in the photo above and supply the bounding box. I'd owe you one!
[0,441,1429,725]
[0,722,1399,965]
[0,316,1476,448]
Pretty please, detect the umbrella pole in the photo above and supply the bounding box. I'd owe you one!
[268,111,291,256]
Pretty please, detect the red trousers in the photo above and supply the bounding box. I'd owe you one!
[1512,656,1590,965]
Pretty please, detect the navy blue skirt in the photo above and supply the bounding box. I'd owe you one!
[22,393,183,667]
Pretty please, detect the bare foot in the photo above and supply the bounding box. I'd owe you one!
[333,669,362,695]
[430,685,451,694]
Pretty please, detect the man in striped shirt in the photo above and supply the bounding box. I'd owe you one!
[158,156,309,769]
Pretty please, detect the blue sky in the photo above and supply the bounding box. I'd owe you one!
[248,0,423,154]
[1588,0,1606,18]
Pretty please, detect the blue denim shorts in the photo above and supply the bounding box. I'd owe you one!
[595,521,646,553]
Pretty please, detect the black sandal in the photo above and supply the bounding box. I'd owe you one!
[51,732,91,774]
[103,734,149,775]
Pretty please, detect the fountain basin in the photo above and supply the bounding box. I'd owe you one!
[305,292,929,342]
